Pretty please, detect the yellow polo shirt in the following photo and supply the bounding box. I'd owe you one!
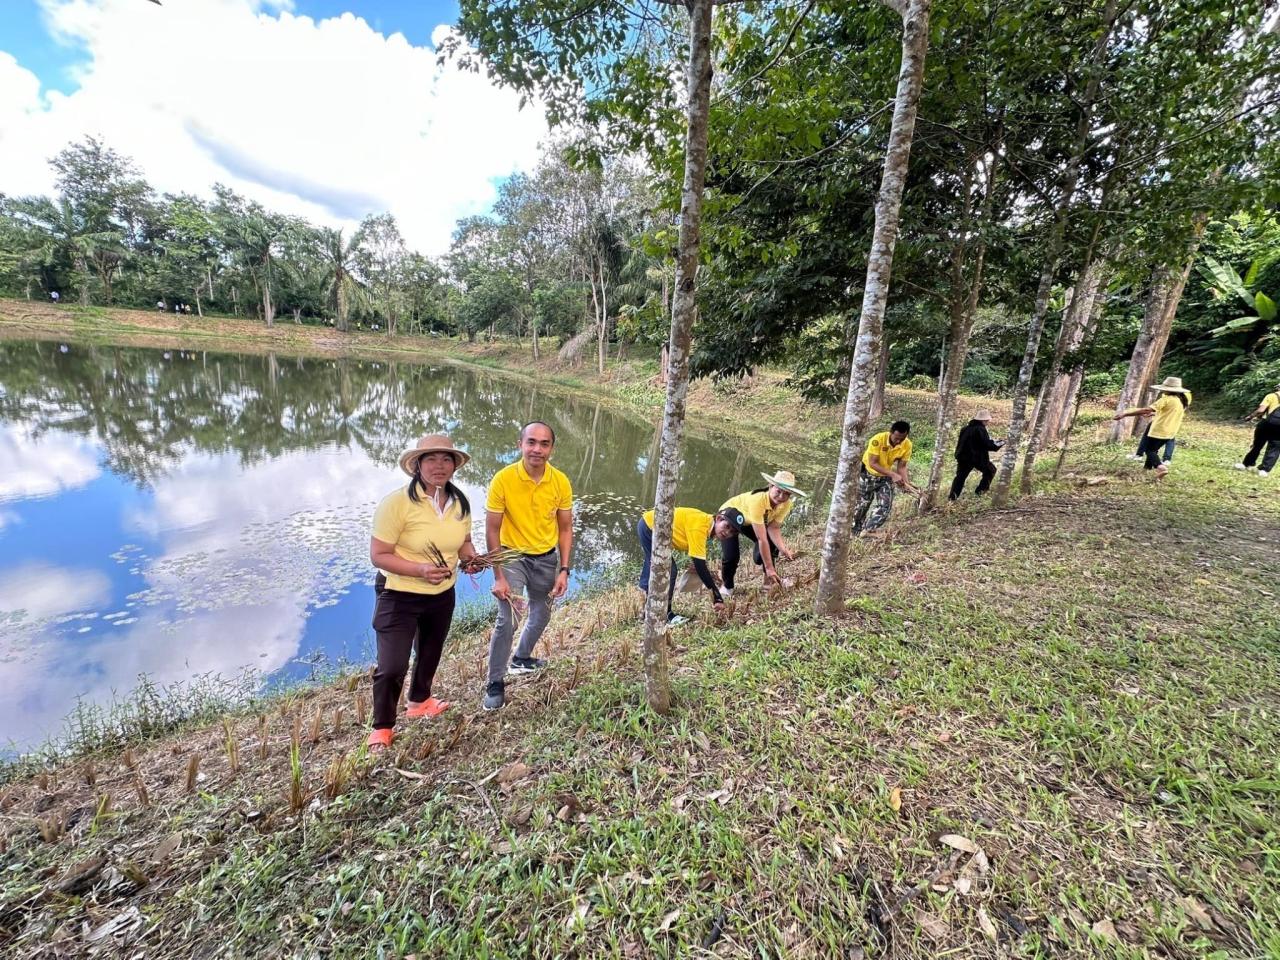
[372,487,470,595]
[862,432,912,474]
[720,490,793,527]
[1145,393,1188,440]
[643,508,714,560]
[1260,392,1279,415]
[486,460,573,554]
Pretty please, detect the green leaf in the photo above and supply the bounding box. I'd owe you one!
[1243,258,1260,289]
[1209,316,1260,336]
[1256,292,1277,323]
[1198,258,1256,313]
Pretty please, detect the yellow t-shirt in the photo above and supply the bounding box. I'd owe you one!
[720,490,794,527]
[485,460,573,554]
[643,507,715,560]
[371,487,470,595]
[1147,393,1188,440]
[1260,392,1279,415]
[862,432,913,475]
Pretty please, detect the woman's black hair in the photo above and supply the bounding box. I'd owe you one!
[407,459,471,518]
[1174,392,1190,408]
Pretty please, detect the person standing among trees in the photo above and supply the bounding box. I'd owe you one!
[719,470,806,594]
[1234,381,1280,477]
[949,409,1004,499]
[1112,376,1191,477]
[483,421,573,711]
[367,435,479,753]
[853,420,918,535]
[637,505,742,624]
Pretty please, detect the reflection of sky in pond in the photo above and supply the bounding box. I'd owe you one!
[0,340,806,753]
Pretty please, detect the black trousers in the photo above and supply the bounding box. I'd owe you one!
[370,586,455,729]
[721,525,782,589]
[1243,421,1280,472]
[949,459,995,500]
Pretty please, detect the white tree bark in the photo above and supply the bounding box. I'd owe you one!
[642,0,715,714]
[814,0,931,615]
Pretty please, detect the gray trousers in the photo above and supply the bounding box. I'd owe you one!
[487,551,558,683]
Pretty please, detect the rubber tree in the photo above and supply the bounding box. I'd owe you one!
[814,0,932,616]
[990,0,1119,506]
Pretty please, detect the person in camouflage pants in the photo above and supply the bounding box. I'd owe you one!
[852,420,918,535]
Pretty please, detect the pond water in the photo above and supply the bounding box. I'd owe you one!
[0,339,809,753]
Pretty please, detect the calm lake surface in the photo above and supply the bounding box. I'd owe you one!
[0,339,803,752]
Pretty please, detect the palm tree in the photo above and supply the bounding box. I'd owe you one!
[7,196,110,305]
[317,228,366,331]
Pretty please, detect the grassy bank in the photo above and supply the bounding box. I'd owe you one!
[2,302,1278,958]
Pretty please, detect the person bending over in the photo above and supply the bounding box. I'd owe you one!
[638,506,743,625]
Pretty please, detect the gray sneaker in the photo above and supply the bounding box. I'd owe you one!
[508,656,547,675]
[482,681,505,711]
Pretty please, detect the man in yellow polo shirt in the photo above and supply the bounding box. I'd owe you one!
[482,421,574,711]
[853,420,917,535]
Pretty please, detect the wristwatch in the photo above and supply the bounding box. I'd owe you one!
[559,566,570,574]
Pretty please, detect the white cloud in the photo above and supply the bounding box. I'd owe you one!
[0,0,549,254]
[0,561,111,620]
[0,423,101,501]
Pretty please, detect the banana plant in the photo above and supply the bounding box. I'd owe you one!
[1199,256,1277,342]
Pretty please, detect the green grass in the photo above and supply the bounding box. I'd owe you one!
[3,416,1276,958]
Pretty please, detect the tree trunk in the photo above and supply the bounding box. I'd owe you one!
[814,0,931,616]
[597,261,608,375]
[642,0,715,715]
[920,153,996,513]
[293,307,301,324]
[262,269,274,327]
[231,286,239,315]
[77,256,91,306]
[1020,254,1106,493]
[1054,290,1107,442]
[659,342,669,385]
[992,0,1117,506]
[195,288,203,317]
[336,281,350,333]
[868,333,890,420]
[532,312,541,362]
[1109,261,1178,440]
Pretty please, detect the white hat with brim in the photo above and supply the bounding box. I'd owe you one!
[761,470,808,497]
[398,434,471,476]
[974,408,994,421]
[1151,376,1190,395]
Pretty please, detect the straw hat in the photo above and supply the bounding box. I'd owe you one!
[974,408,994,421]
[760,469,809,497]
[1151,376,1190,395]
[398,434,470,476]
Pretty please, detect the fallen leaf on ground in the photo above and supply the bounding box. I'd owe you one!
[939,833,980,854]
[86,906,143,943]
[917,913,948,941]
[889,787,902,812]
[1091,918,1120,941]
[564,901,590,931]
[1181,897,1215,930]
[953,874,972,895]
[56,854,105,893]
[658,909,680,933]
[496,761,532,784]
[978,907,998,941]
[509,804,533,826]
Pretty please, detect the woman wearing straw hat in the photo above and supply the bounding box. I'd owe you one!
[366,434,479,753]
[949,409,1005,500]
[1113,376,1191,477]
[719,470,807,594]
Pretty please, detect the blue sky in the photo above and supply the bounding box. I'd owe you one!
[9,0,459,95]
[0,0,542,255]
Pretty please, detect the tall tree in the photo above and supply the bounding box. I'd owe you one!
[814,0,932,615]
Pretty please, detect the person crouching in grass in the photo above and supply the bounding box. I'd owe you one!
[637,507,743,625]
[367,434,478,753]
[719,470,807,595]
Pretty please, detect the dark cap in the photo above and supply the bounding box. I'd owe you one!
[716,508,745,532]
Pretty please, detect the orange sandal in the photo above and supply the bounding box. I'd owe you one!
[366,728,394,752]
[406,697,451,719]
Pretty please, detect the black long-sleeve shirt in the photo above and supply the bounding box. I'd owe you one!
[955,420,1000,465]
[691,558,719,600]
